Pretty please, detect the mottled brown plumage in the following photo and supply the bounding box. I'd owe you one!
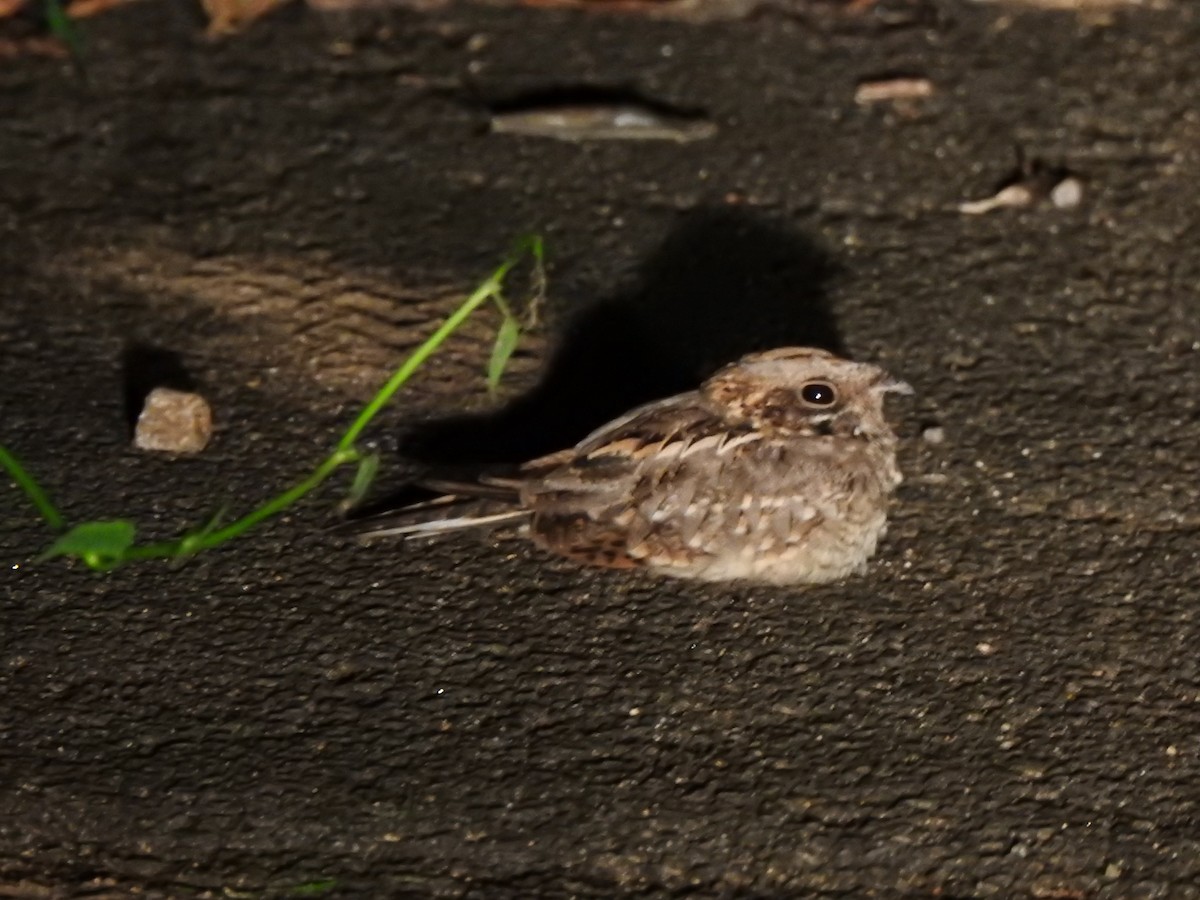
[361,347,911,584]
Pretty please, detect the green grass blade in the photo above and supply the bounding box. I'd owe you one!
[0,444,66,531]
[526,234,546,322]
[43,0,86,78]
[287,880,339,898]
[343,451,380,509]
[486,314,521,393]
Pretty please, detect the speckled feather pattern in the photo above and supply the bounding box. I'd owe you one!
[369,348,910,585]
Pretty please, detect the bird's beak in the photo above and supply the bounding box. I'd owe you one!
[875,376,914,396]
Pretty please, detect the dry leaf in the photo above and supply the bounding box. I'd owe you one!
[958,183,1037,215]
[201,0,293,35]
[69,0,139,16]
[854,77,935,105]
[0,0,137,17]
[971,0,1159,7]
[0,35,68,58]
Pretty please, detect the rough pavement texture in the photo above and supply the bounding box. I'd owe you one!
[3,2,1200,897]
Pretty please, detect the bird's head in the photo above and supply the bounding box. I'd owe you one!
[702,347,911,440]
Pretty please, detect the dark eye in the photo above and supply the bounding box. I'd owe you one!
[800,382,836,406]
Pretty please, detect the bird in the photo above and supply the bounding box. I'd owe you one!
[357,347,911,585]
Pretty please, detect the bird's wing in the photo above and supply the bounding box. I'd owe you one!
[520,391,725,480]
[518,393,768,569]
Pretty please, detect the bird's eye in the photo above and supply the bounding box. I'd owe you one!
[800,382,836,406]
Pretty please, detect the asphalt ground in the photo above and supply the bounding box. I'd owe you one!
[2,1,1200,896]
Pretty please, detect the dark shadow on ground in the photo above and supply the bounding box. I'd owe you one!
[122,344,197,435]
[401,207,845,469]
[482,83,712,121]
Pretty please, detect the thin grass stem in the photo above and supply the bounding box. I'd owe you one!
[336,256,520,452]
[0,444,66,531]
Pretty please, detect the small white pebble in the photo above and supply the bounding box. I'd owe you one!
[1050,176,1084,209]
[921,426,946,445]
[976,641,996,656]
[134,387,213,454]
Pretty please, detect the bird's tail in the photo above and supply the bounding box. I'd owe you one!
[342,476,530,541]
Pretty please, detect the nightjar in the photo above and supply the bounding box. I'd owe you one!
[362,348,911,584]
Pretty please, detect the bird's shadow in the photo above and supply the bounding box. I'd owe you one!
[401,207,845,473]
